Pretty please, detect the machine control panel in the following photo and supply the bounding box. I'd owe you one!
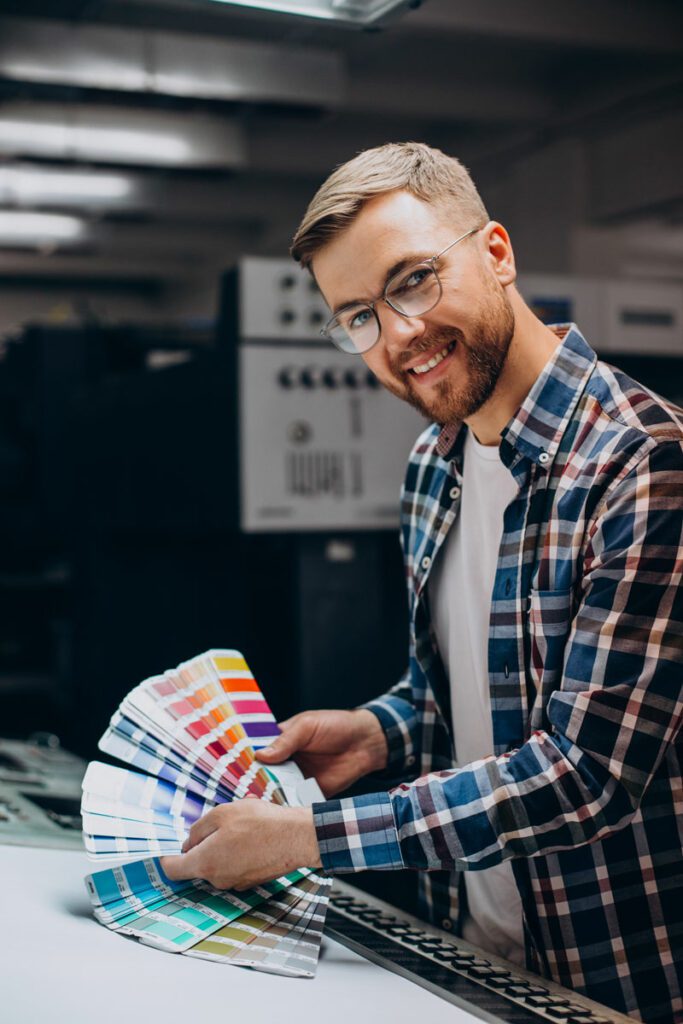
[517,273,683,355]
[327,882,632,1024]
[239,256,331,343]
[0,736,85,850]
[277,364,380,391]
[239,345,424,532]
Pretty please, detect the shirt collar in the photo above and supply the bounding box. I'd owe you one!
[435,324,597,472]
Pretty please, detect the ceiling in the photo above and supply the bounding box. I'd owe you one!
[0,0,681,295]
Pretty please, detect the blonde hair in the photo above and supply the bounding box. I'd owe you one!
[291,141,488,270]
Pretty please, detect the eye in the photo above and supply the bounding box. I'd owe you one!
[405,268,431,289]
[390,266,432,297]
[344,307,373,332]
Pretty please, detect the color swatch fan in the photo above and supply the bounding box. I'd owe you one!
[82,649,330,977]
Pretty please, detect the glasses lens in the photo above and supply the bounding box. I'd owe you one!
[325,305,378,354]
[386,263,441,317]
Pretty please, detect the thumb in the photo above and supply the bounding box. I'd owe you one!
[161,848,202,883]
[256,714,314,763]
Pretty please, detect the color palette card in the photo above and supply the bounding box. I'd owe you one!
[185,873,332,977]
[85,856,308,951]
[82,649,329,977]
[99,650,278,803]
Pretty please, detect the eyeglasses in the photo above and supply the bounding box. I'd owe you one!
[320,226,481,355]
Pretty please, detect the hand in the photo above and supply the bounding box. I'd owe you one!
[256,708,388,797]
[161,801,321,890]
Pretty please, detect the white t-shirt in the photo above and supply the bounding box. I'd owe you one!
[428,428,525,965]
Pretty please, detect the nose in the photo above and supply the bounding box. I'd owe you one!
[378,303,425,357]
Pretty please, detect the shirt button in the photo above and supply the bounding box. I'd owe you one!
[442,918,453,931]
[406,754,416,767]
[449,486,461,500]
[421,556,431,570]
[539,451,550,464]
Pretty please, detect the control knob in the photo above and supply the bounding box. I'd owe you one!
[287,420,313,443]
[300,365,324,389]
[277,366,299,388]
[322,367,345,389]
[344,368,366,389]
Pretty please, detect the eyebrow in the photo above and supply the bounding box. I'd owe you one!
[331,251,434,316]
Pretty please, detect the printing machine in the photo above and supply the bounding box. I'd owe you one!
[0,733,84,849]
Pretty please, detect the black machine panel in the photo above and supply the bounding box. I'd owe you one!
[326,882,633,1024]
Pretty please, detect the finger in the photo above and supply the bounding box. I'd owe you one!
[277,716,300,732]
[183,807,221,852]
[256,714,316,763]
[161,846,205,882]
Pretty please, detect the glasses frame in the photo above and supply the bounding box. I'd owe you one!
[321,225,481,355]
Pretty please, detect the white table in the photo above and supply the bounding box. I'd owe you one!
[1,845,482,1024]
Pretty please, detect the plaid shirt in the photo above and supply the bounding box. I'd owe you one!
[312,326,683,1024]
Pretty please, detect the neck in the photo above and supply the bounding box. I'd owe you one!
[465,288,562,446]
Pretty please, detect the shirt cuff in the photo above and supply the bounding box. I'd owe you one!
[312,792,405,874]
[362,695,419,774]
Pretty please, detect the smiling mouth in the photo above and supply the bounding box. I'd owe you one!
[409,340,456,376]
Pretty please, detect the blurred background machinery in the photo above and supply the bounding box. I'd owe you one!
[0,733,85,849]
[0,258,421,756]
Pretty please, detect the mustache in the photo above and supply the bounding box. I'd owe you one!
[390,327,465,374]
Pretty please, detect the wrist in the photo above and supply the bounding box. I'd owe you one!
[353,708,389,774]
[290,806,322,870]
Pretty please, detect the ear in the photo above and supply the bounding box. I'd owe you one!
[481,221,516,286]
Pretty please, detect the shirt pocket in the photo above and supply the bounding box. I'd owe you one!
[527,588,574,695]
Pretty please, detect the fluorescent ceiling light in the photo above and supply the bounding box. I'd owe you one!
[0,19,344,110]
[0,119,190,164]
[0,168,132,202]
[0,104,245,169]
[202,0,416,25]
[0,211,84,245]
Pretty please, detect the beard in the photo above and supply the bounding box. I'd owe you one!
[384,277,515,426]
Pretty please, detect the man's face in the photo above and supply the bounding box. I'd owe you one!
[312,190,515,425]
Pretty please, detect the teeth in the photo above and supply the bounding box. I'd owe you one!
[411,341,455,375]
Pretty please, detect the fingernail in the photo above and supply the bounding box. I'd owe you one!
[260,746,274,756]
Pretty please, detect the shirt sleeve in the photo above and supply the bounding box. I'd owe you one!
[313,439,683,874]
[361,670,420,774]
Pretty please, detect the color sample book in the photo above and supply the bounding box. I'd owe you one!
[82,649,329,978]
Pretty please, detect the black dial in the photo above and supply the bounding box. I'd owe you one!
[322,367,345,389]
[301,365,323,388]
[277,366,298,388]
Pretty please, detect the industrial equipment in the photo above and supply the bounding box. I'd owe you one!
[0,734,85,849]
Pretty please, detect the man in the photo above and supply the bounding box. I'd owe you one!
[164,143,683,1023]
